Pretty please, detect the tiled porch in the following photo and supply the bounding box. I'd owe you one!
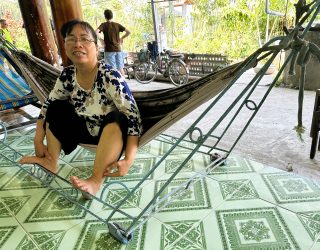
[0,125,319,249]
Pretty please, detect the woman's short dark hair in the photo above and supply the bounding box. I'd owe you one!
[61,19,97,44]
[104,9,113,20]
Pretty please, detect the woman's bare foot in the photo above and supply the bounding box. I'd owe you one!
[70,176,102,198]
[19,155,58,173]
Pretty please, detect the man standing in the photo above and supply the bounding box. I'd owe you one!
[97,9,130,75]
[0,19,14,45]
[0,19,14,70]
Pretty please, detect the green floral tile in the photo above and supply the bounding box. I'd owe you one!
[149,154,201,181]
[16,230,65,250]
[0,195,31,217]
[219,179,259,201]
[207,155,255,176]
[137,143,152,155]
[216,207,300,249]
[0,171,5,180]
[0,168,46,190]
[0,134,22,150]
[246,170,320,216]
[164,158,195,174]
[102,188,142,210]
[107,158,157,182]
[0,148,33,168]
[153,177,211,212]
[63,157,157,186]
[0,156,17,169]
[73,219,147,250]
[143,174,243,224]
[314,239,320,250]
[21,127,36,136]
[161,220,206,250]
[0,226,17,248]
[1,126,320,249]
[25,188,91,223]
[66,165,93,181]
[158,139,195,156]
[68,147,96,163]
[261,173,320,204]
[298,212,320,241]
[13,136,35,149]
[136,141,163,158]
[0,226,40,249]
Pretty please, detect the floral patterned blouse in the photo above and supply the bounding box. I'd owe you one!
[39,61,142,137]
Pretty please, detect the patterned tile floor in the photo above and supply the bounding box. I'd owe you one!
[0,125,320,250]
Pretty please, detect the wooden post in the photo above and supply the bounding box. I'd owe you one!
[49,0,83,67]
[18,0,59,66]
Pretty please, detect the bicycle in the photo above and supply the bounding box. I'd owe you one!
[134,43,189,86]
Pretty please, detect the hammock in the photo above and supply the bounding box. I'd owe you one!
[0,48,39,131]
[7,47,243,147]
[0,50,37,111]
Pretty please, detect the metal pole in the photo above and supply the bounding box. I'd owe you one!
[151,0,159,44]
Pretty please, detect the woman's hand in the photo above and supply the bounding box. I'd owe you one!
[103,136,138,177]
[103,158,133,177]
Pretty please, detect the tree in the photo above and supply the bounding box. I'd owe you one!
[0,0,301,60]
[0,2,30,51]
[172,0,295,59]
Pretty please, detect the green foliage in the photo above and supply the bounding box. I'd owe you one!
[0,2,30,52]
[171,0,295,60]
[0,0,307,61]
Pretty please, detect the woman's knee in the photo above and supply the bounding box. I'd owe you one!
[100,111,128,131]
[97,111,128,146]
[102,122,122,135]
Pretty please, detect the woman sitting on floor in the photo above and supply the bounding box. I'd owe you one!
[19,19,142,197]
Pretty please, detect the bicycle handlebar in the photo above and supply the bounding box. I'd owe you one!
[160,49,184,59]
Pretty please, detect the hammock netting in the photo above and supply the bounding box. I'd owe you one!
[0,51,37,111]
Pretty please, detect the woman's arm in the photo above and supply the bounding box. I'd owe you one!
[106,73,142,136]
[39,67,73,120]
[35,68,73,156]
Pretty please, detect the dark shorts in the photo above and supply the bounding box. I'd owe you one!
[45,100,128,155]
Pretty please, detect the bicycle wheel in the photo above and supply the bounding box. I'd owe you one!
[134,62,157,84]
[168,59,189,87]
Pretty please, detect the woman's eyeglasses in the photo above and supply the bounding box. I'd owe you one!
[65,36,95,45]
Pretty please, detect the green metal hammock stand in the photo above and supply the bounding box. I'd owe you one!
[1,0,320,243]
